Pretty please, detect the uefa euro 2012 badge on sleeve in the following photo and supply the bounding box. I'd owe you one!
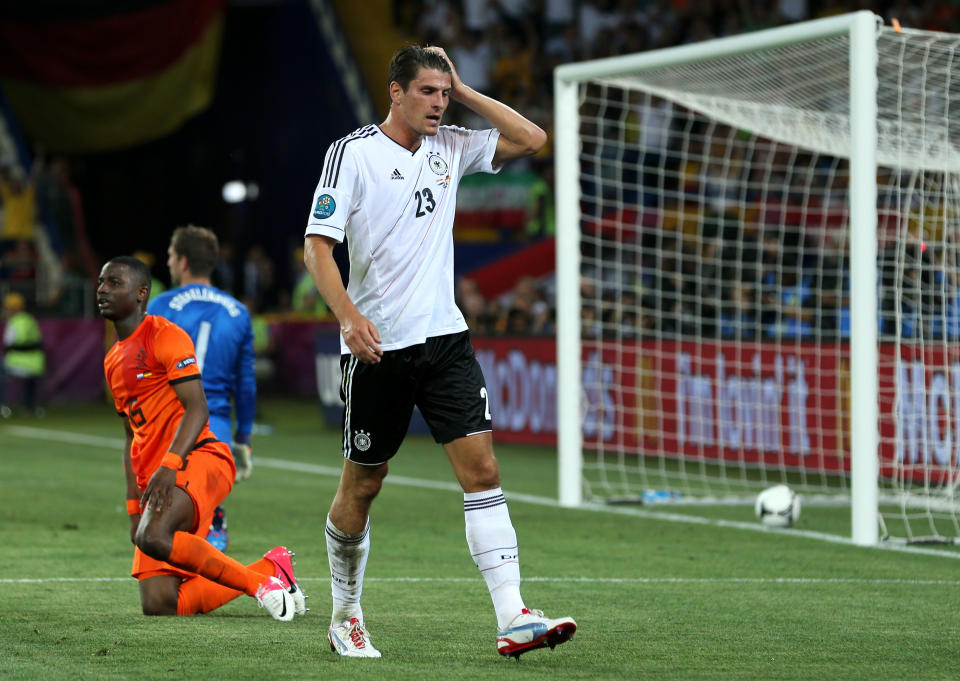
[314,194,336,219]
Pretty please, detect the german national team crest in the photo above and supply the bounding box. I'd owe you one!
[427,153,448,176]
[314,194,336,219]
[353,430,371,451]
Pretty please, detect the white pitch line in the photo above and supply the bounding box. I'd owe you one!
[4,425,960,560]
[2,425,123,448]
[2,576,960,586]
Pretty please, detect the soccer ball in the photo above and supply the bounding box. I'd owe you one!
[754,484,800,527]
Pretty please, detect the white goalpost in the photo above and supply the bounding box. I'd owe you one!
[554,11,960,546]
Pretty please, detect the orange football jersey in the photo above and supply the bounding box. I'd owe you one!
[104,315,230,488]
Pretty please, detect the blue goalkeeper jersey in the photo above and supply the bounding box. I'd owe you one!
[147,283,256,444]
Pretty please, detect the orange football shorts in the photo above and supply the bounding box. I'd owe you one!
[131,443,234,581]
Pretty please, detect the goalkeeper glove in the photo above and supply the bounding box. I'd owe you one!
[231,440,254,482]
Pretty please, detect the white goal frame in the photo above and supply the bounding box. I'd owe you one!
[554,11,881,545]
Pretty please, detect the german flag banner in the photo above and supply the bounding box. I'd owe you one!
[0,0,224,153]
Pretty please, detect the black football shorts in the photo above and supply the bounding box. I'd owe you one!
[338,331,493,465]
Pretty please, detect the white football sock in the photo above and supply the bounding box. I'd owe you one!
[325,515,369,626]
[464,487,526,629]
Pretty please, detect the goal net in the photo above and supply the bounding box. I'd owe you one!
[554,12,960,544]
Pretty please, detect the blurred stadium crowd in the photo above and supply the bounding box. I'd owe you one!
[1,0,958,342]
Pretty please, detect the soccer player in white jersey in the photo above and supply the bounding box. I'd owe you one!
[303,45,576,659]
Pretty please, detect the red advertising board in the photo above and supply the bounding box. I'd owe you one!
[472,337,960,479]
[473,337,559,446]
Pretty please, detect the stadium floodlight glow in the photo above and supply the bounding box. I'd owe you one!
[555,11,960,546]
[222,180,247,203]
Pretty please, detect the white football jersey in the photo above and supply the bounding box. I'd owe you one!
[305,124,501,353]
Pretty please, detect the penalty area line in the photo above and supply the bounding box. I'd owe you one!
[5,425,960,560]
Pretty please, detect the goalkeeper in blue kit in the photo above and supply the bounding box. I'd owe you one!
[148,225,256,550]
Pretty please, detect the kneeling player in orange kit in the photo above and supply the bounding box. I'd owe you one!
[99,256,305,619]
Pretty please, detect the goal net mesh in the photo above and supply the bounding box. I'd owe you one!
[574,23,960,541]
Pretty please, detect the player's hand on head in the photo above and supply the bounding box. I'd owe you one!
[426,46,463,92]
[142,466,177,513]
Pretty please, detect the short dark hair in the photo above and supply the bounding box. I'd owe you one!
[107,255,152,290]
[171,225,219,278]
[387,45,451,92]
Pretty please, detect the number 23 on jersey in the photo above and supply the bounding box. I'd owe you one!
[414,187,436,217]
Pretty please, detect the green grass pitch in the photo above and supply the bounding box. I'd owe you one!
[2,399,959,680]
